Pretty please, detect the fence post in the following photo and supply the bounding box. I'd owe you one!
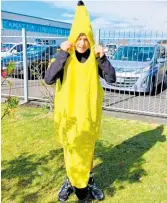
[95,29,100,44]
[22,28,28,103]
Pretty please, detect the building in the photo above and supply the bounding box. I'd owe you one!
[1,10,71,44]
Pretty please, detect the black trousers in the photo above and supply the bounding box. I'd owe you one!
[73,186,88,200]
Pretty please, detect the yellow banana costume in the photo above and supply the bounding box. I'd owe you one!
[54,1,104,188]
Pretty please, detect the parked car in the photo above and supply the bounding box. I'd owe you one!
[101,43,167,94]
[1,44,58,79]
[1,43,34,58]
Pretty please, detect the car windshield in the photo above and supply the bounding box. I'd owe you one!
[112,46,155,62]
[106,45,117,49]
[26,46,46,54]
[1,44,14,52]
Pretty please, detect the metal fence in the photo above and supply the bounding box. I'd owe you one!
[1,29,167,117]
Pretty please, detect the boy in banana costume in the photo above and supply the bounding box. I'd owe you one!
[45,1,116,202]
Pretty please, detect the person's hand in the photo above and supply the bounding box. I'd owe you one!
[60,41,73,52]
[94,44,105,58]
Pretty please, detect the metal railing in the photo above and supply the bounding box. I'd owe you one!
[98,30,167,117]
[1,29,167,117]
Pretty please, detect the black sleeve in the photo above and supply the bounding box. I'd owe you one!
[97,54,116,83]
[44,49,70,85]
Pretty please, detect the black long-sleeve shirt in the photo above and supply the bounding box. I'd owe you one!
[45,49,116,85]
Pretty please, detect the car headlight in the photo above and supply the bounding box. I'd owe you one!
[143,66,150,72]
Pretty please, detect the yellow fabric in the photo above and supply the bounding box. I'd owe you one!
[54,2,104,188]
[68,2,95,48]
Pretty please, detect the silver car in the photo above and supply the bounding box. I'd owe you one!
[101,43,167,94]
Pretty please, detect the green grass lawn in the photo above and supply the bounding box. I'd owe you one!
[1,106,167,203]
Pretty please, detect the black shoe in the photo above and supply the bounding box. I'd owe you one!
[88,178,104,200]
[58,177,73,202]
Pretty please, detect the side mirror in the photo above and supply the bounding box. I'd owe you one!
[11,49,17,55]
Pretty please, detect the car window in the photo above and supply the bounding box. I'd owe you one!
[44,46,57,56]
[113,46,155,62]
[27,44,33,48]
[106,45,117,49]
[50,46,57,55]
[45,47,49,54]
[27,46,46,54]
[13,44,23,52]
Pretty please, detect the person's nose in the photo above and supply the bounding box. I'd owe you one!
[80,39,85,46]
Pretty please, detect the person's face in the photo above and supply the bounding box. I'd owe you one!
[75,35,90,53]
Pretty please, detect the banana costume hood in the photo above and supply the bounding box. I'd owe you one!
[54,1,104,188]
